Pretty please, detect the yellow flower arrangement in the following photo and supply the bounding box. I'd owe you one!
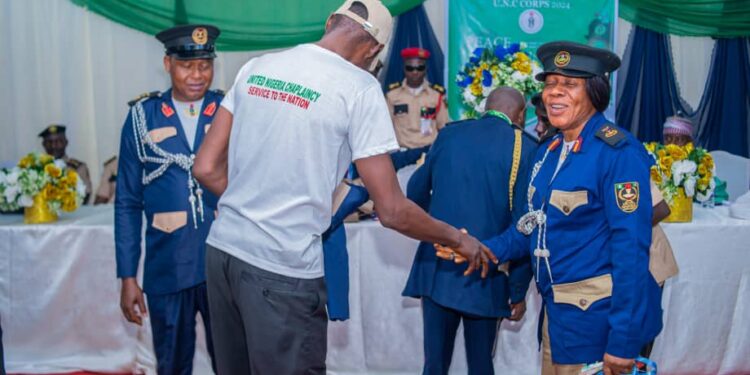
[510,52,532,74]
[0,152,86,214]
[456,43,543,118]
[644,142,715,204]
[665,144,687,160]
[44,163,63,178]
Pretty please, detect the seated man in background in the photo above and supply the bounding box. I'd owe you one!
[39,124,92,203]
[662,115,729,202]
[662,115,693,146]
[403,87,536,374]
[94,156,117,204]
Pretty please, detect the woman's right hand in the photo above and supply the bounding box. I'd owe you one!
[435,229,498,278]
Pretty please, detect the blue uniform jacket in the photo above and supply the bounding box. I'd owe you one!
[323,151,425,321]
[402,114,536,318]
[322,183,370,321]
[115,89,223,296]
[483,113,663,363]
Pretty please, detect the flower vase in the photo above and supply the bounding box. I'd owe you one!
[24,194,58,224]
[664,187,693,223]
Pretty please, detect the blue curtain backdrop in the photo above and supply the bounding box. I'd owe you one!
[618,26,750,156]
[695,38,750,157]
[381,4,445,91]
[616,26,692,142]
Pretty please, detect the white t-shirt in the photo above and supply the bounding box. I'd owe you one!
[207,44,399,279]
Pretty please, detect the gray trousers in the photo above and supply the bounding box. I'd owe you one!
[205,244,327,375]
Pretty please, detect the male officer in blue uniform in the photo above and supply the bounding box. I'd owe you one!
[403,87,536,374]
[440,42,663,375]
[115,24,223,374]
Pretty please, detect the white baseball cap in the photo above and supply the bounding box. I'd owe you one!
[334,0,393,46]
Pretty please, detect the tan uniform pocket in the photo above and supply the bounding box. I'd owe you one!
[552,274,612,311]
[549,190,588,216]
[331,182,351,215]
[147,127,177,143]
[152,211,188,233]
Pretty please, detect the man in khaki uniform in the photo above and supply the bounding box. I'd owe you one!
[39,124,92,204]
[94,156,118,204]
[386,47,449,149]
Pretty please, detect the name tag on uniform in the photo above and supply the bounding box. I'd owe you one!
[421,107,436,118]
[394,104,408,115]
[420,118,433,136]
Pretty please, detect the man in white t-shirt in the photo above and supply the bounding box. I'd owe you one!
[193,1,496,373]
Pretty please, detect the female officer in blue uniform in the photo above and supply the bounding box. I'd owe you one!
[438,41,662,375]
[116,24,223,374]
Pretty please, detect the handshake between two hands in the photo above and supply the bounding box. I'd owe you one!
[434,229,499,278]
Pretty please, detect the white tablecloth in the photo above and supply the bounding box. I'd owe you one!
[0,206,212,375]
[0,206,136,374]
[1,205,749,374]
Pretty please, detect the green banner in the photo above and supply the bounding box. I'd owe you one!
[70,0,424,51]
[448,0,616,121]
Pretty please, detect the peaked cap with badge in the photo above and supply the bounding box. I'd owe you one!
[535,40,620,81]
[38,124,66,138]
[156,24,220,60]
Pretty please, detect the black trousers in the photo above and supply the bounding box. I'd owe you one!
[147,283,215,375]
[205,244,327,375]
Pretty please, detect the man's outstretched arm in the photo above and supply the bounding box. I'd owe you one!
[194,107,232,195]
[355,153,497,277]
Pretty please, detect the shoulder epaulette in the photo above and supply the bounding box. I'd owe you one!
[595,123,626,147]
[103,155,117,166]
[388,82,401,91]
[431,83,445,94]
[212,88,225,96]
[128,91,161,107]
[66,158,82,168]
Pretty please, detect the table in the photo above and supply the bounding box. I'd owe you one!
[1,204,749,374]
[656,206,750,375]
[0,206,211,375]
[0,206,137,374]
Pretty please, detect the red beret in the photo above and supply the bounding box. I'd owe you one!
[401,47,430,60]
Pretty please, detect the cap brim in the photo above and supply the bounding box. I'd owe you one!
[535,69,595,81]
[171,52,217,60]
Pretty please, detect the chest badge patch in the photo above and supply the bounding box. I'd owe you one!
[161,102,175,118]
[203,102,217,116]
[615,181,639,213]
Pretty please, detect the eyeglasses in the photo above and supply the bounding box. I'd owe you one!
[405,65,426,72]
